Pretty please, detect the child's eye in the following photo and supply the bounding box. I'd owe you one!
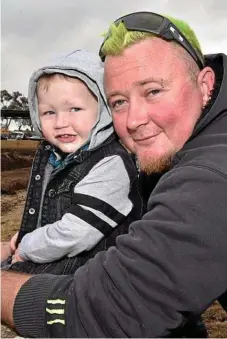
[42,110,55,116]
[70,107,81,112]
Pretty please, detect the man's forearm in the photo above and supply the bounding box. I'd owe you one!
[1,270,32,328]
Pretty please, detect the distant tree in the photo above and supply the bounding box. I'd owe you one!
[15,118,26,131]
[24,118,34,132]
[24,128,32,137]
[1,89,32,130]
[1,90,28,110]
[1,116,12,129]
[1,90,12,108]
[14,118,34,131]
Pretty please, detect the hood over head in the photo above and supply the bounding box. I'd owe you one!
[28,49,113,150]
[190,53,227,139]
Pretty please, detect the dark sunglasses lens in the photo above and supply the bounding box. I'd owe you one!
[100,12,164,61]
[115,12,164,31]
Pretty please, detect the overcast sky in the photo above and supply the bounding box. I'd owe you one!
[2,0,227,96]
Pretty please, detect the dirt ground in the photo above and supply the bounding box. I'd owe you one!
[1,151,32,338]
[1,152,227,337]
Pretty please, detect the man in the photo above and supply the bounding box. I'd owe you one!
[1,11,227,338]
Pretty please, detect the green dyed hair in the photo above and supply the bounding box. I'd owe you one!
[101,13,203,64]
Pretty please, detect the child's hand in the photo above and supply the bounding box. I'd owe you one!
[1,242,12,262]
[10,231,19,253]
[11,248,25,264]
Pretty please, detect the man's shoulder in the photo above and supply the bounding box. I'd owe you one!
[175,148,227,179]
[176,117,227,178]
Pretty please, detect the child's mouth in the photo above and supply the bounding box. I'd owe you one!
[56,134,77,143]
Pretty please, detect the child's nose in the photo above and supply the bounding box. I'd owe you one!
[54,113,69,129]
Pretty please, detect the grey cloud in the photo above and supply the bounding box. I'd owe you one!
[2,0,227,95]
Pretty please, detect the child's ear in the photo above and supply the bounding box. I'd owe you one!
[197,66,215,107]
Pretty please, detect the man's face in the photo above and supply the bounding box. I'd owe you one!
[104,38,203,173]
[38,75,98,153]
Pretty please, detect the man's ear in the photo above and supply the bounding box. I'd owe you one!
[197,66,215,107]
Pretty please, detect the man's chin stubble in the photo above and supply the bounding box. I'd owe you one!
[138,152,173,174]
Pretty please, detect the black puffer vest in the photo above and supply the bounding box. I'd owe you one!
[11,133,143,275]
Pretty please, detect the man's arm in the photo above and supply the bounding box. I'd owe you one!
[1,271,31,328]
[1,270,73,338]
[7,166,227,337]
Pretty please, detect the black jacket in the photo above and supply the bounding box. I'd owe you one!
[14,54,227,338]
[10,134,143,275]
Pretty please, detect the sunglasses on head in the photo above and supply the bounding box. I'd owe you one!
[99,11,204,69]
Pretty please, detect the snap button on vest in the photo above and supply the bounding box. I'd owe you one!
[45,145,51,150]
[35,174,41,181]
[48,189,56,198]
[29,208,35,215]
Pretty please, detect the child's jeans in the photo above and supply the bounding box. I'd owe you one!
[1,254,80,275]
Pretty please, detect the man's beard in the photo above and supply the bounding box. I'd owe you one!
[137,151,173,174]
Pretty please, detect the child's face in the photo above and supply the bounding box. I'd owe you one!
[38,75,98,153]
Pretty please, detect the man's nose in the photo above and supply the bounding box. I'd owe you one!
[126,101,149,131]
[54,112,69,129]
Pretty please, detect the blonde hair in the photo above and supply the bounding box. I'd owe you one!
[37,73,79,92]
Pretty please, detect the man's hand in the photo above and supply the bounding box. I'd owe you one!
[11,248,25,264]
[1,242,12,262]
[1,270,32,329]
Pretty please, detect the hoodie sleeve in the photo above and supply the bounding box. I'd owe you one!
[18,155,133,263]
[14,164,227,337]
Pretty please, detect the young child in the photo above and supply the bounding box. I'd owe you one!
[2,50,143,274]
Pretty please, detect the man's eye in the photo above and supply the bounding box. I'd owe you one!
[147,89,161,96]
[70,107,81,112]
[111,99,126,110]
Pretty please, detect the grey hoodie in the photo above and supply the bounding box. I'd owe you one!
[28,49,113,149]
[18,50,133,263]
